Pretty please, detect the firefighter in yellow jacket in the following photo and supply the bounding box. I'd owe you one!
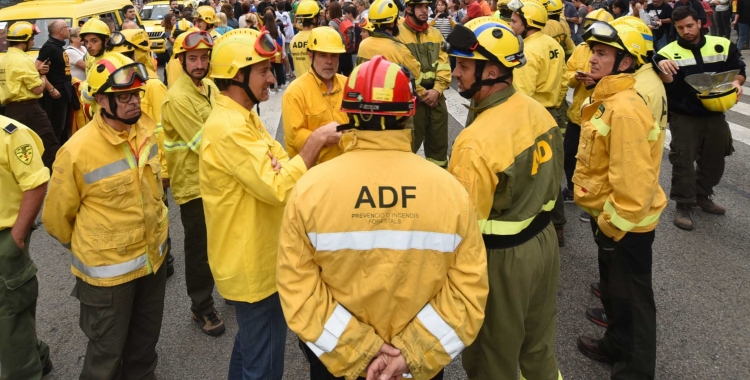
[282,27,349,163]
[43,53,169,379]
[446,18,563,380]
[542,0,575,57]
[397,0,452,167]
[289,0,321,77]
[574,22,666,379]
[162,29,226,336]
[277,55,488,380]
[199,28,340,379]
[79,18,113,120]
[195,6,222,42]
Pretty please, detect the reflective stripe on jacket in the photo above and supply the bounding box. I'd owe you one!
[278,129,488,380]
[43,112,169,287]
[573,74,667,241]
[513,32,565,108]
[397,23,452,94]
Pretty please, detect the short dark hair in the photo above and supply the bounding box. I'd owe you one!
[672,6,698,23]
[302,15,319,27]
[122,4,135,13]
[343,4,358,17]
[328,2,342,20]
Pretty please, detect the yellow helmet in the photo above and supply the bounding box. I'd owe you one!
[698,88,738,112]
[210,28,278,79]
[80,18,111,38]
[196,5,219,25]
[109,29,150,55]
[307,27,346,53]
[545,0,563,15]
[175,18,194,31]
[447,17,526,69]
[87,53,148,95]
[184,0,198,9]
[611,16,653,53]
[173,28,214,57]
[359,17,376,32]
[6,21,38,43]
[584,22,647,66]
[296,0,321,19]
[583,8,613,29]
[369,0,400,25]
[508,0,547,29]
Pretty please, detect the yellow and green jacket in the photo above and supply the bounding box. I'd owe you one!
[357,31,426,96]
[449,86,563,238]
[566,42,593,126]
[141,74,169,180]
[573,74,666,241]
[513,31,565,108]
[278,129,488,380]
[396,22,451,95]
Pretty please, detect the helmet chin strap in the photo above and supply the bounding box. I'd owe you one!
[458,61,512,99]
[101,94,142,125]
[231,66,261,105]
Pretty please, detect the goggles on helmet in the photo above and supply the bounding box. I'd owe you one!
[102,62,149,92]
[183,30,214,49]
[255,30,279,58]
[499,6,513,19]
[109,32,140,50]
[507,0,523,12]
[583,21,626,50]
[444,23,525,65]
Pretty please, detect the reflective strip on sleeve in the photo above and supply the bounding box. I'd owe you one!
[416,303,465,359]
[159,239,168,257]
[647,121,661,142]
[603,200,663,232]
[147,144,158,161]
[163,139,190,151]
[187,129,203,151]
[479,199,556,235]
[589,117,610,137]
[421,72,436,80]
[71,253,147,278]
[672,58,697,66]
[83,159,131,184]
[305,304,353,357]
[306,231,462,253]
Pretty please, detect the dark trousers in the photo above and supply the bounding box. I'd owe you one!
[563,121,581,191]
[5,101,59,170]
[300,340,445,380]
[272,63,286,88]
[714,9,733,39]
[39,89,71,145]
[228,293,287,380]
[338,53,354,77]
[411,95,449,167]
[0,228,49,380]
[72,264,167,380]
[589,219,656,380]
[179,199,215,316]
[668,112,732,203]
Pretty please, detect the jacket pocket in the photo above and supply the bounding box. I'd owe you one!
[99,172,137,208]
[88,225,146,251]
[576,122,597,168]
[572,172,603,198]
[3,261,38,290]
[72,281,114,342]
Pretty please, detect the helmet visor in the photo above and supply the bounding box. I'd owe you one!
[109,62,149,90]
[507,0,523,13]
[255,31,278,58]
[183,30,214,49]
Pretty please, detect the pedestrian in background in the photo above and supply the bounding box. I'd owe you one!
[733,0,750,49]
[66,27,87,81]
[711,0,731,38]
[215,12,234,34]
[264,11,287,92]
[222,3,240,27]
[37,20,73,146]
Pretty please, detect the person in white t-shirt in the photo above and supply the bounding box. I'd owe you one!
[276,2,295,78]
[66,27,87,81]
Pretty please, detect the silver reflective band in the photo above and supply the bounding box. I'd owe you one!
[307,231,462,253]
[84,159,131,184]
[71,254,147,278]
[702,54,728,64]
[159,239,168,257]
[147,144,158,161]
[417,303,465,359]
[306,304,352,357]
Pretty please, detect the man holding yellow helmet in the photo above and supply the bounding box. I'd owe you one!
[574,21,666,379]
[199,28,339,379]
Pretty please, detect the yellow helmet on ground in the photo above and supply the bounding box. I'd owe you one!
[7,21,38,43]
[87,53,148,95]
[546,0,563,15]
[307,27,346,53]
[584,22,647,66]
[296,0,321,19]
[196,6,219,25]
[80,18,111,38]
[369,0,400,25]
[508,0,547,29]
[583,8,613,29]
[173,28,214,57]
[210,28,278,80]
[447,17,526,68]
[698,88,738,112]
[611,16,654,53]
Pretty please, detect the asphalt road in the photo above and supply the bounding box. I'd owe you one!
[24,73,750,379]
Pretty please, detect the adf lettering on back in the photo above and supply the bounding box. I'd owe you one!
[355,186,417,208]
[531,140,553,175]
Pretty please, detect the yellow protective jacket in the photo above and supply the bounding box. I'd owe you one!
[290,30,312,77]
[43,112,169,287]
[513,31,565,108]
[633,63,668,144]
[162,72,218,205]
[449,86,563,236]
[142,75,169,179]
[566,42,593,126]
[281,70,348,163]
[573,74,667,241]
[542,18,575,57]
[200,93,308,303]
[396,22,452,95]
[357,31,426,96]
[166,57,182,88]
[0,47,43,104]
[277,129,488,380]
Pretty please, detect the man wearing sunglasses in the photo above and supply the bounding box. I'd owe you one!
[43,53,169,380]
[162,28,227,337]
[574,22,666,379]
[446,17,563,380]
[200,29,340,379]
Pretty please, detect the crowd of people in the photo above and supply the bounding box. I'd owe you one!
[0,0,746,378]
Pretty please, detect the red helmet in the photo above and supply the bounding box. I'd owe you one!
[341,55,417,117]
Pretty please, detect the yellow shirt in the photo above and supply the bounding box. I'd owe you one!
[566,43,594,125]
[200,93,308,303]
[512,31,565,108]
[281,71,348,163]
[0,47,44,104]
[142,75,169,179]
[0,118,50,230]
[290,30,312,77]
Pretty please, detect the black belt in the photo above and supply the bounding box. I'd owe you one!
[482,212,551,250]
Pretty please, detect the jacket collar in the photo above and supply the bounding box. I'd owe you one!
[94,111,142,145]
[634,62,655,78]
[339,129,413,153]
[175,70,214,101]
[591,73,636,101]
[305,70,343,95]
[47,36,65,47]
[465,85,516,115]
[216,93,261,128]
[676,34,706,50]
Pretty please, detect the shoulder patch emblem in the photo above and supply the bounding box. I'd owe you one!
[3,123,18,134]
[593,104,605,119]
[15,144,33,165]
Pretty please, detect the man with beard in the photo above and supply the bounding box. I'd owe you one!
[396,0,451,168]
[446,18,563,380]
[43,53,169,379]
[161,29,226,337]
[282,27,349,164]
